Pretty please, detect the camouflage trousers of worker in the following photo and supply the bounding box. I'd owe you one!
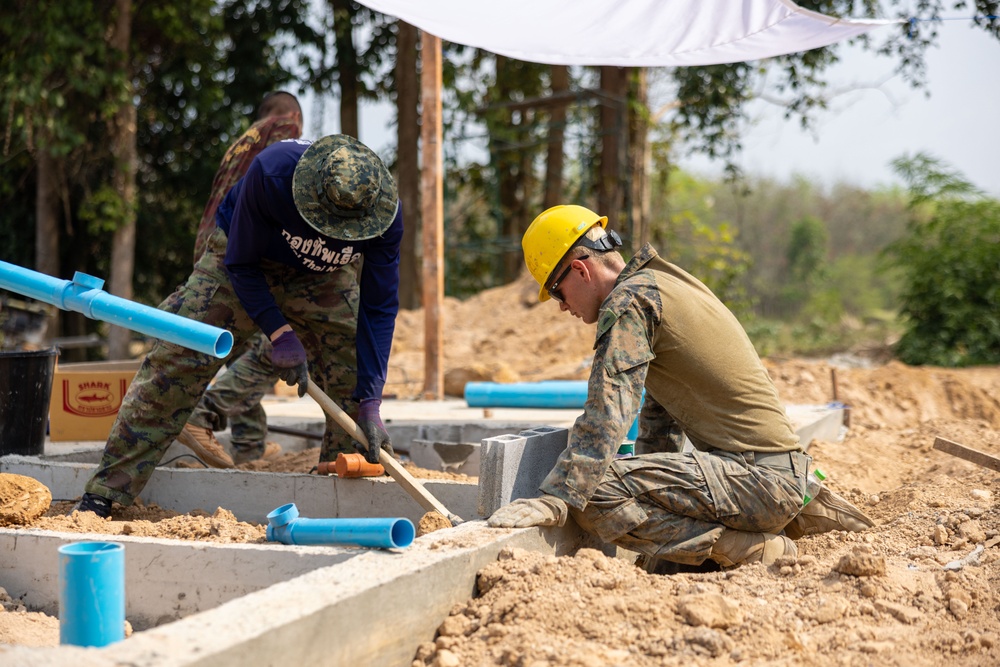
[186,332,279,457]
[573,449,809,565]
[85,228,360,506]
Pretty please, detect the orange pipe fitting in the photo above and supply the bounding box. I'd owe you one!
[317,452,384,477]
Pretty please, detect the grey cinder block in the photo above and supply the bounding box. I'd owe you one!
[477,427,569,517]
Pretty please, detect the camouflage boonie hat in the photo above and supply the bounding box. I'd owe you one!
[292,134,398,240]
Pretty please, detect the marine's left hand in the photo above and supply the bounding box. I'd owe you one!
[487,495,568,528]
[356,398,394,464]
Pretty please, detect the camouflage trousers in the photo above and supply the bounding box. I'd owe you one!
[187,333,277,456]
[574,449,808,565]
[85,228,360,505]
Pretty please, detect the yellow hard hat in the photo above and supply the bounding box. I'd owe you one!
[522,204,608,302]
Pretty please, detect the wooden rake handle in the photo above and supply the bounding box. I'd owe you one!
[305,380,463,525]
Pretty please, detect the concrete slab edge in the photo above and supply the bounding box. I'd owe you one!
[0,521,592,667]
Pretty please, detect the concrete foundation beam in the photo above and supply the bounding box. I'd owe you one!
[0,529,357,629]
[0,456,479,525]
[0,521,595,667]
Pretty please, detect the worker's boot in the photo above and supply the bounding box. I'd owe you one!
[232,441,283,466]
[70,492,112,519]
[709,528,796,568]
[783,486,875,540]
[176,424,235,468]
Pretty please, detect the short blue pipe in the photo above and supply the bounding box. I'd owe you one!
[265,503,415,549]
[0,261,233,358]
[465,381,644,436]
[58,541,125,647]
[465,380,589,409]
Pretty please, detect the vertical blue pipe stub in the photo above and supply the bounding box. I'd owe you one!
[58,541,125,647]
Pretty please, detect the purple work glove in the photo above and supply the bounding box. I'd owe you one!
[357,398,393,464]
[271,330,308,397]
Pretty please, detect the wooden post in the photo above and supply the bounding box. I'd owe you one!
[420,32,444,400]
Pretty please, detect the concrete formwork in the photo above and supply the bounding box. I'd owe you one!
[0,522,593,667]
[0,403,844,665]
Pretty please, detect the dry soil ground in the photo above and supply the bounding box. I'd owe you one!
[2,274,999,665]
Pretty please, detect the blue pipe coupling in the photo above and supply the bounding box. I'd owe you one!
[0,261,233,358]
[266,503,415,549]
[58,541,125,647]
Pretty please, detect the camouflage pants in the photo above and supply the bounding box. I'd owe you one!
[85,228,360,505]
[574,449,808,565]
[187,333,273,454]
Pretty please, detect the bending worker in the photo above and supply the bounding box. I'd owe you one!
[73,134,401,518]
[488,204,872,569]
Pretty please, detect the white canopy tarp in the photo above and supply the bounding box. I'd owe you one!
[357,0,899,66]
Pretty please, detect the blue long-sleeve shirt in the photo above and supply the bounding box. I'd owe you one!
[216,138,402,401]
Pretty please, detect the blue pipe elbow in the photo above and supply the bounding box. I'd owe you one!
[265,503,415,549]
[0,261,232,358]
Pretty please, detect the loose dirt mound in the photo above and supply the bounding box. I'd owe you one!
[0,473,51,526]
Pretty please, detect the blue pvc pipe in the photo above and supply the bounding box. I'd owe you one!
[58,541,125,647]
[465,380,589,409]
[465,380,644,437]
[265,503,415,549]
[0,261,233,358]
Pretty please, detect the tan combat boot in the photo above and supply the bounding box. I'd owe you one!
[233,441,283,466]
[783,486,875,540]
[177,424,235,468]
[710,528,797,568]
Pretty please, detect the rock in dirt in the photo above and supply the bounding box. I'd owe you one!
[0,473,51,526]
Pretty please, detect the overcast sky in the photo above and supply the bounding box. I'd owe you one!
[681,21,999,195]
[302,18,998,197]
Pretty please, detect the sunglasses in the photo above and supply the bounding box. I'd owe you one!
[547,254,588,302]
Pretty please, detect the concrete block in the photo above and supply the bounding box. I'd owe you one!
[477,427,568,518]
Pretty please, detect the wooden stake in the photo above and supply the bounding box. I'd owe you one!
[932,437,1000,473]
[305,381,462,525]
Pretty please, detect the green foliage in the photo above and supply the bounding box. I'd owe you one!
[0,0,323,311]
[782,215,829,313]
[886,153,1000,366]
[648,169,754,318]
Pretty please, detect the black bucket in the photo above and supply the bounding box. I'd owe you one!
[0,347,58,456]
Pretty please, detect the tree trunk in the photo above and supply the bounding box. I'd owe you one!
[395,21,420,309]
[419,32,443,400]
[543,65,568,210]
[106,0,137,360]
[627,68,650,252]
[34,149,61,341]
[332,0,359,138]
[598,66,628,229]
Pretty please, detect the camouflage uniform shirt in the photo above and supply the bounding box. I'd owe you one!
[540,244,801,510]
[193,115,301,264]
